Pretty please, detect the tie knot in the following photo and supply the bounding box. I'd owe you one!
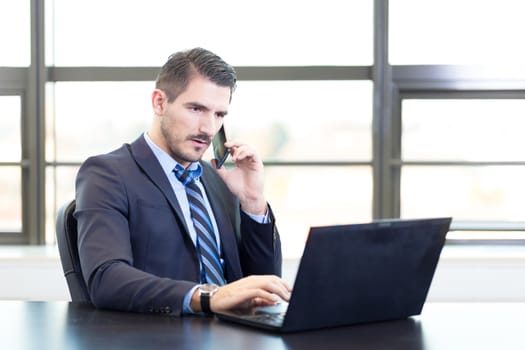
[173,164,202,186]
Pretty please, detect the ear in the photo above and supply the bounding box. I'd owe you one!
[152,89,167,115]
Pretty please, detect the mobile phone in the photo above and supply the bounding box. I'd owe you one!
[212,125,230,169]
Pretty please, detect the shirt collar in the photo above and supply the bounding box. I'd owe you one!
[143,132,201,178]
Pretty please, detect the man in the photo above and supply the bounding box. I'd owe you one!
[75,48,290,316]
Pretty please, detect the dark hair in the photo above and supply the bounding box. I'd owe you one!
[155,47,237,102]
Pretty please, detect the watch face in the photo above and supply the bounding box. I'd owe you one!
[200,283,219,295]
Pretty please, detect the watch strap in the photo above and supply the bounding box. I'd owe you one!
[201,292,212,314]
[199,284,218,314]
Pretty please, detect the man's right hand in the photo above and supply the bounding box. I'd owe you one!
[190,275,292,313]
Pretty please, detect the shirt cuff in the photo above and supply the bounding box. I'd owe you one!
[244,209,270,224]
[182,285,200,314]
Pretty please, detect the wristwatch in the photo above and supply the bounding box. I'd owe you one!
[199,283,219,314]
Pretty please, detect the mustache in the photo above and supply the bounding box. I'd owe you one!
[187,134,212,144]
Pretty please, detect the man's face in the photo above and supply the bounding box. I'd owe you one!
[156,75,231,167]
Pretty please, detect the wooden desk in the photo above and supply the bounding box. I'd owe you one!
[1,301,524,349]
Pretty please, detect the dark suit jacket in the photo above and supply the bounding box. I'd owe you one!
[75,135,282,316]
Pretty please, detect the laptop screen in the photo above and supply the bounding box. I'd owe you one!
[216,217,452,332]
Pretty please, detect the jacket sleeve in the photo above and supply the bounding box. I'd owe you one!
[238,207,282,277]
[75,154,195,316]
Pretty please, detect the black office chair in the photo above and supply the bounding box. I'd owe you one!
[56,199,91,303]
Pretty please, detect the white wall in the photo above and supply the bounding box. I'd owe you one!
[1,245,525,302]
[0,246,69,300]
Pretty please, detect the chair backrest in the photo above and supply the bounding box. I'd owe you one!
[56,199,91,303]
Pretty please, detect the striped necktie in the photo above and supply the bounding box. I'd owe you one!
[173,164,226,286]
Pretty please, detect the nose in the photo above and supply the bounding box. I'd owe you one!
[199,112,219,136]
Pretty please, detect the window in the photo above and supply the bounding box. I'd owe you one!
[45,82,152,242]
[40,1,373,258]
[0,96,23,238]
[390,0,525,65]
[46,79,373,256]
[400,97,525,241]
[51,0,373,66]
[4,1,525,253]
[47,82,153,162]
[226,81,372,161]
[0,96,22,162]
[0,0,30,67]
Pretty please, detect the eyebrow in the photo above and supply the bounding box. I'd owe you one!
[184,102,208,110]
[185,102,228,116]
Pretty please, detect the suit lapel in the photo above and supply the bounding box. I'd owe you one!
[127,136,191,235]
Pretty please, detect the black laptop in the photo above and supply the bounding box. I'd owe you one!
[216,217,452,333]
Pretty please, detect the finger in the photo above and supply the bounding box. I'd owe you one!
[268,281,292,301]
[244,275,292,301]
[251,297,279,307]
[213,287,279,312]
[229,144,254,159]
[229,146,248,161]
[259,275,292,291]
[240,288,280,304]
[224,140,244,149]
[232,151,259,166]
[210,158,229,178]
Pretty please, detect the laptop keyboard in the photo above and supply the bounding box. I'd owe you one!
[247,311,285,327]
